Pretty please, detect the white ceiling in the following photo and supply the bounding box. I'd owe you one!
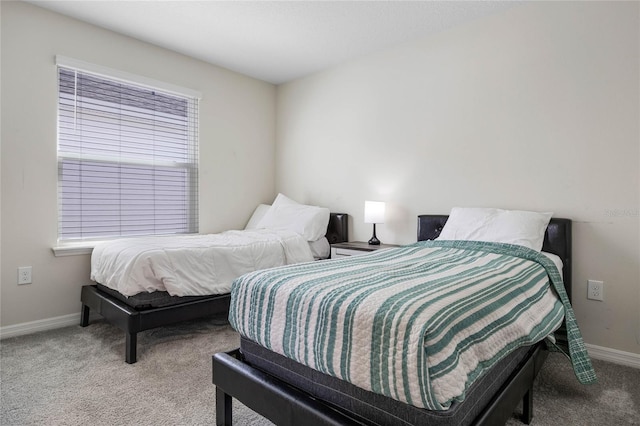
[27,1,520,85]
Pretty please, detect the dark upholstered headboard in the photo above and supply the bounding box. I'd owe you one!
[417,215,572,301]
[326,213,348,244]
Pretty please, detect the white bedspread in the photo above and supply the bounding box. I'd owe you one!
[91,229,314,297]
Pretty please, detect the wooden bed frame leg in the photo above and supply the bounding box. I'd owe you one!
[522,387,533,424]
[80,305,90,327]
[216,386,232,426]
[125,332,137,364]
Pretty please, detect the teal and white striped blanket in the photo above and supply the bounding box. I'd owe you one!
[229,240,596,410]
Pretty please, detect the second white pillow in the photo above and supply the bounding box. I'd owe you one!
[437,207,553,251]
[257,194,330,241]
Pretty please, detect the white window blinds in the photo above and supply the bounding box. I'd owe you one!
[57,63,199,241]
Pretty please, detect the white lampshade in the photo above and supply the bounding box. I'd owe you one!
[364,201,385,224]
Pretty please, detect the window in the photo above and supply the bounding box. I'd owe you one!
[57,57,200,241]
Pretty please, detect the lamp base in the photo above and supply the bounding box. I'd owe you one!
[368,224,381,245]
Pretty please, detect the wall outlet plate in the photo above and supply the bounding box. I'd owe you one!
[18,266,32,285]
[587,279,604,301]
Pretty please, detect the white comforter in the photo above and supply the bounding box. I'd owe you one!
[91,229,314,297]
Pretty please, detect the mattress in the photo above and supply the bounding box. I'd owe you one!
[95,283,212,310]
[94,240,329,309]
[91,228,314,297]
[240,337,538,426]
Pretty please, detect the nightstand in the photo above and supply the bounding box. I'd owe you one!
[330,241,401,259]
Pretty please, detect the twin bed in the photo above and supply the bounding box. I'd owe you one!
[212,213,595,426]
[80,208,348,363]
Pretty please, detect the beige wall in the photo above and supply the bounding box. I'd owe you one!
[276,2,640,354]
[0,1,276,326]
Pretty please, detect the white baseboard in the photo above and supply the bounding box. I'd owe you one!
[0,312,97,340]
[585,343,640,369]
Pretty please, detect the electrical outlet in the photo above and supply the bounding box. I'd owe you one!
[587,280,604,301]
[18,266,32,285]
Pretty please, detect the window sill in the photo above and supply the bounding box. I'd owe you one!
[52,243,98,257]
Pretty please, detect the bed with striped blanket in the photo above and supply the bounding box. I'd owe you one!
[229,240,595,411]
[214,215,595,426]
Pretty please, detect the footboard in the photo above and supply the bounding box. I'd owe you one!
[212,350,360,426]
[212,345,548,426]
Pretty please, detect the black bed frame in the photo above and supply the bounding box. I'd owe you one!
[80,213,349,364]
[212,215,572,426]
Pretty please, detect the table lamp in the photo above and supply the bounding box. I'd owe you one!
[364,201,385,245]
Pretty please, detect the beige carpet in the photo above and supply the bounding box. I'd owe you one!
[1,317,639,425]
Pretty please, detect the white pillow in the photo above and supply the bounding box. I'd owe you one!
[270,193,298,206]
[437,207,553,251]
[244,204,271,230]
[257,194,330,241]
